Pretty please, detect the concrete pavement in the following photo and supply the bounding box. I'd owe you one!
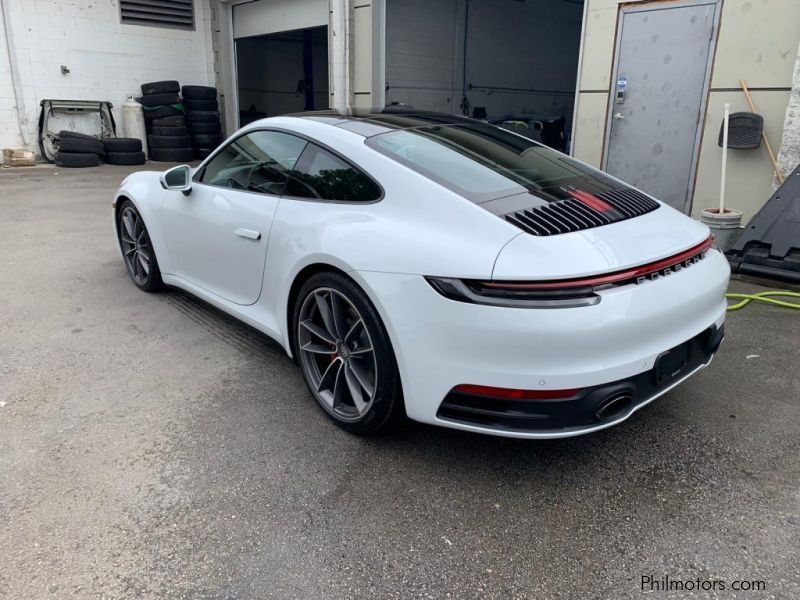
[1,164,798,599]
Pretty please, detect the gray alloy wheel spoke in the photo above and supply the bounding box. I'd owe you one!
[344,319,363,344]
[317,358,342,400]
[329,291,346,338]
[348,358,375,398]
[124,246,136,256]
[300,319,335,344]
[315,292,337,339]
[297,286,379,421]
[332,363,347,409]
[344,363,367,414]
[349,343,373,356]
[137,252,150,275]
[122,212,136,239]
[301,341,335,354]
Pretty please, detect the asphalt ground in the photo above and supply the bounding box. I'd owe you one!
[1,164,798,599]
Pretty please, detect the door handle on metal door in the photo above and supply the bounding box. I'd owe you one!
[613,112,626,120]
[234,228,261,240]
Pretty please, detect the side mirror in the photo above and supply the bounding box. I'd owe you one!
[160,164,192,195]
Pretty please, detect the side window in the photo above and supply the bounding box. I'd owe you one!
[283,144,381,201]
[199,131,307,195]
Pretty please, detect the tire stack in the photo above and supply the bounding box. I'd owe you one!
[140,80,193,163]
[54,131,104,167]
[103,138,146,165]
[182,85,223,160]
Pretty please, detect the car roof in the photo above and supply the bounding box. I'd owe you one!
[283,108,481,137]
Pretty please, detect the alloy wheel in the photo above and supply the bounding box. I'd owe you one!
[297,288,378,421]
[119,207,151,286]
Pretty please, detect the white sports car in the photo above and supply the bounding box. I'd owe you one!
[114,109,730,438]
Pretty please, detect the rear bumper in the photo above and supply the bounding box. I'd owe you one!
[437,325,723,437]
[353,248,730,439]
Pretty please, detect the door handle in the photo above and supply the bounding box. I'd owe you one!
[613,112,626,120]
[235,228,261,240]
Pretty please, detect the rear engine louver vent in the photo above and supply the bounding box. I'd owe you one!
[120,0,194,30]
[504,188,660,236]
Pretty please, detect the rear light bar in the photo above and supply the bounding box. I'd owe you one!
[426,235,712,309]
[452,384,580,401]
[480,235,713,291]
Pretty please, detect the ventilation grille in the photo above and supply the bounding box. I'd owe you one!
[504,188,660,236]
[120,0,194,29]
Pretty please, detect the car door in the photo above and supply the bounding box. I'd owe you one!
[160,130,308,305]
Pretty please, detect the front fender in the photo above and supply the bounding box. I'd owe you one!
[113,171,171,273]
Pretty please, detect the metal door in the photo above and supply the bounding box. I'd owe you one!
[603,0,720,213]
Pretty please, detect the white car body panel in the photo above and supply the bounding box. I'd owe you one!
[113,113,730,438]
[492,203,710,279]
[161,183,278,305]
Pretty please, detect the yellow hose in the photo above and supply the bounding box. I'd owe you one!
[726,290,800,311]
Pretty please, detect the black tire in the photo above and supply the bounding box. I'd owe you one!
[141,80,180,95]
[55,152,101,168]
[58,137,104,156]
[117,200,163,292]
[106,151,146,165]
[191,133,222,147]
[151,125,188,136]
[186,110,220,123]
[59,130,99,142]
[138,93,180,107]
[149,147,194,162]
[143,105,184,121]
[187,120,221,134]
[148,134,192,149]
[181,85,217,100]
[151,115,186,127]
[102,137,142,153]
[194,147,214,160]
[183,98,218,111]
[292,271,404,435]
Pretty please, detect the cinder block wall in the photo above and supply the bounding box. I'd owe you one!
[0,0,214,158]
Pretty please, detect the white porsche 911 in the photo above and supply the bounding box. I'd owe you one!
[113,109,729,438]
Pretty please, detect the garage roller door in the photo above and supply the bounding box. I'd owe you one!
[233,0,328,39]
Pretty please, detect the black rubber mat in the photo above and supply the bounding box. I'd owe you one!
[726,164,800,282]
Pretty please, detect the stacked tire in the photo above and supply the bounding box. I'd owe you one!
[140,80,193,162]
[54,131,104,168]
[103,138,145,165]
[182,85,223,160]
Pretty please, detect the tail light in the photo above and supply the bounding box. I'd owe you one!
[425,277,599,308]
[426,235,713,309]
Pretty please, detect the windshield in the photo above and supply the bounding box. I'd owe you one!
[367,123,618,202]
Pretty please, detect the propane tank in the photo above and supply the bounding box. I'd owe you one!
[122,95,148,157]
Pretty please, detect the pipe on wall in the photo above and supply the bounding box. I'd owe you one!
[331,0,351,114]
[1,0,31,145]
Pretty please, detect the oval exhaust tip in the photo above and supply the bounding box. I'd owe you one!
[595,393,633,422]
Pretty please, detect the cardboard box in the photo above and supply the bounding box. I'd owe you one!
[2,148,37,167]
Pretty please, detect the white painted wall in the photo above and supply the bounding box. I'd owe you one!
[385,0,583,123]
[0,0,214,157]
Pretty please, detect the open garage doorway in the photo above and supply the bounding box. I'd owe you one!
[385,0,585,152]
[235,26,329,126]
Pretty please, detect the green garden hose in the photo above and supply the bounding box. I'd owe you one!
[726,290,800,311]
